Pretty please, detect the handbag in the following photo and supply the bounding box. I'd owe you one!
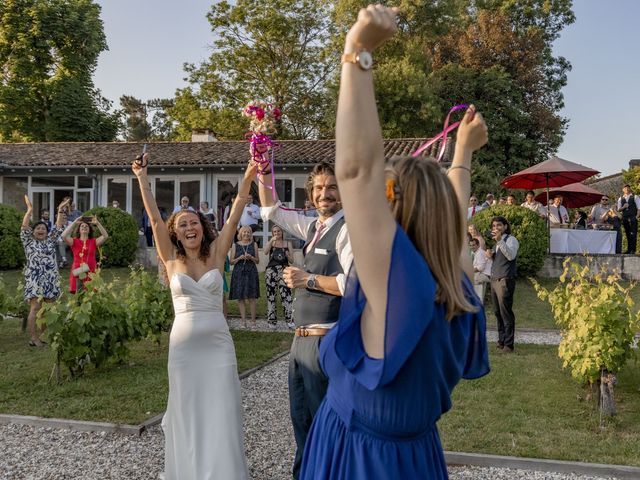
[272,249,286,262]
[72,263,90,278]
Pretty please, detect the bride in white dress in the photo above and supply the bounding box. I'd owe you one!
[133,153,257,480]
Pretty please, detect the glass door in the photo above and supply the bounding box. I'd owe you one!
[30,189,53,225]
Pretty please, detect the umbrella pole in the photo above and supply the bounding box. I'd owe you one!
[546,175,551,254]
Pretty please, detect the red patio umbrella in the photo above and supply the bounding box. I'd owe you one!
[501,156,600,190]
[501,156,600,251]
[534,183,605,209]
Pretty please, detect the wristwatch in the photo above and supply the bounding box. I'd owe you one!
[341,50,373,71]
[306,274,317,290]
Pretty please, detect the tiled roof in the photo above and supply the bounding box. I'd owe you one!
[0,139,434,170]
[587,172,624,198]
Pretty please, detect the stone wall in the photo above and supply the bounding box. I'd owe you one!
[539,254,640,280]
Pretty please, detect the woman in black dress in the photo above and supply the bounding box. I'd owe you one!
[229,225,260,327]
[264,225,294,329]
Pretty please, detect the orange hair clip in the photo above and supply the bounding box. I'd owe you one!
[386,178,397,202]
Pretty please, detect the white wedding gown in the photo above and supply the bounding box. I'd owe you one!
[162,269,249,479]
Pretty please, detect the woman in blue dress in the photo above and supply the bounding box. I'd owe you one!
[299,5,490,479]
[20,195,69,347]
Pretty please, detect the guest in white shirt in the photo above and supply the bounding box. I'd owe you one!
[173,196,195,214]
[520,190,547,218]
[481,193,494,209]
[548,194,570,226]
[589,195,611,225]
[467,196,482,219]
[470,237,492,300]
[239,194,261,232]
[257,160,353,477]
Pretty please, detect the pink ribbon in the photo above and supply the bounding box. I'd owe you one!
[246,132,278,195]
[412,104,469,161]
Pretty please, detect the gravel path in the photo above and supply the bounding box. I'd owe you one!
[0,326,622,479]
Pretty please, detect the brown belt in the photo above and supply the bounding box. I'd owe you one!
[294,327,329,337]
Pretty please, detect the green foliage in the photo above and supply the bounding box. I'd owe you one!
[0,277,27,319]
[38,271,129,376]
[84,207,139,267]
[621,166,640,195]
[123,267,173,344]
[0,204,26,269]
[0,0,118,142]
[167,0,336,140]
[532,258,639,385]
[38,268,173,377]
[470,204,547,276]
[119,95,175,141]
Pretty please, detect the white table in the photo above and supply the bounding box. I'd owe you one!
[549,229,617,254]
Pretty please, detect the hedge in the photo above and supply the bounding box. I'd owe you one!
[469,204,548,277]
[85,206,139,267]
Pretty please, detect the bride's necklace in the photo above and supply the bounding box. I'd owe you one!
[239,242,251,262]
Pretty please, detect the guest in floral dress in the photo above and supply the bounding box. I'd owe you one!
[264,225,294,329]
[20,195,69,347]
[61,216,109,293]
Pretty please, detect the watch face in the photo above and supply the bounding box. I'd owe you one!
[357,51,373,70]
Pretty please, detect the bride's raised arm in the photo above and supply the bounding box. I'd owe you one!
[214,161,258,267]
[132,154,174,265]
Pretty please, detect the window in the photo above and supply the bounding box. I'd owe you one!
[155,179,175,219]
[2,177,28,209]
[275,179,292,204]
[107,178,127,209]
[180,180,200,211]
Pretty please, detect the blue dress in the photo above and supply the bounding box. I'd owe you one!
[300,226,490,479]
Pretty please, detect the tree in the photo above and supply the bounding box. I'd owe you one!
[167,0,337,140]
[328,0,575,194]
[119,96,175,141]
[431,5,574,174]
[0,0,118,142]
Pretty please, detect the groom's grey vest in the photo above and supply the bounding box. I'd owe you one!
[293,216,345,327]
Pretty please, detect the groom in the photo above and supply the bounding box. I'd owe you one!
[258,161,352,479]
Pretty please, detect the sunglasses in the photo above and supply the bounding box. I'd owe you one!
[601,198,609,201]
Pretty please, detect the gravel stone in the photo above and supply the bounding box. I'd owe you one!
[0,327,621,479]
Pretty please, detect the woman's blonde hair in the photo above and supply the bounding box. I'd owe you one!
[386,156,475,320]
[237,225,253,239]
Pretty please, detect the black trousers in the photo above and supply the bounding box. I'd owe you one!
[622,216,637,253]
[288,335,328,479]
[491,277,517,349]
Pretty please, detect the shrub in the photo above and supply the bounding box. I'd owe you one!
[123,267,173,343]
[38,271,129,377]
[0,204,26,269]
[85,206,139,267]
[0,278,29,321]
[38,268,173,379]
[470,204,547,277]
[532,258,639,415]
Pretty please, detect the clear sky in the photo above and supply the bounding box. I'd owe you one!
[93,1,639,177]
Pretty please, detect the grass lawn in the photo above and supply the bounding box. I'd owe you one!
[0,316,292,424]
[440,344,640,466]
[483,277,640,330]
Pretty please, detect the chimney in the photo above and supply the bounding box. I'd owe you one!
[191,129,217,142]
